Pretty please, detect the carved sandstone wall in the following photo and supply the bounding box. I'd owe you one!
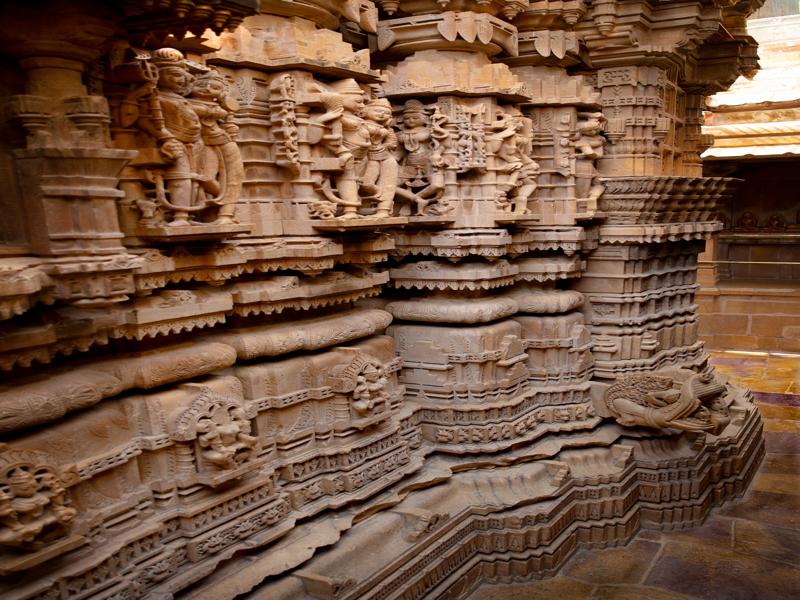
[0,1,764,598]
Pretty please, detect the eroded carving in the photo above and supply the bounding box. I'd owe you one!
[0,448,77,550]
[603,368,732,433]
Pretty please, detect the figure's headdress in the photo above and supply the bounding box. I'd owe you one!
[402,99,426,115]
[151,47,186,71]
[329,78,364,96]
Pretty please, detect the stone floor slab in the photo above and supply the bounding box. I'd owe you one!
[644,541,800,600]
[563,540,661,585]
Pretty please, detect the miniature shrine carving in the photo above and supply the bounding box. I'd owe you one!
[0,449,77,550]
[172,386,258,473]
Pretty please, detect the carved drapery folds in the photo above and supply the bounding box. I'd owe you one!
[0,0,768,597]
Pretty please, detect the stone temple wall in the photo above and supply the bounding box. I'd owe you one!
[0,1,764,598]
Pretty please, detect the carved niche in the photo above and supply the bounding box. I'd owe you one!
[171,386,259,484]
[327,350,394,425]
[0,447,78,551]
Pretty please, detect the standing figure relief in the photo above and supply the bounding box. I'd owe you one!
[307,79,432,220]
[488,108,540,214]
[570,111,606,210]
[117,48,243,228]
[395,100,453,216]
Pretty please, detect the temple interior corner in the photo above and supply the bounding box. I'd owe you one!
[0,0,797,598]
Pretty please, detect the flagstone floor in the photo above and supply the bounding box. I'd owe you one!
[466,351,800,600]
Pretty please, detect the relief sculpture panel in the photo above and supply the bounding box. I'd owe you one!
[0,0,766,597]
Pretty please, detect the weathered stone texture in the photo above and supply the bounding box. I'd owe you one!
[0,0,765,598]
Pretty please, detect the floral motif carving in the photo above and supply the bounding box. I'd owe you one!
[269,74,301,175]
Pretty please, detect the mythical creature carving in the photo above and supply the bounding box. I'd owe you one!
[604,368,732,433]
[117,48,243,228]
[0,448,77,549]
[172,387,258,470]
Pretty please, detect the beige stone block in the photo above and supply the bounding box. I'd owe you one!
[698,313,750,335]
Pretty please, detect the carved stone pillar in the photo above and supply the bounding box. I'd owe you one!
[1,0,140,306]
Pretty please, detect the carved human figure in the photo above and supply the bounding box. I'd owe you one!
[352,361,389,415]
[489,110,539,214]
[196,405,257,469]
[736,210,758,230]
[766,213,787,230]
[396,100,448,215]
[571,112,606,209]
[362,98,399,218]
[0,466,76,548]
[188,69,244,225]
[311,78,371,219]
[122,48,236,227]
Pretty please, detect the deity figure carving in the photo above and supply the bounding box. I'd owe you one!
[396,100,451,216]
[309,79,370,219]
[327,353,392,419]
[352,360,391,415]
[117,48,243,228]
[173,388,258,471]
[362,98,401,218]
[603,368,732,433]
[488,109,539,214]
[188,69,244,225]
[309,82,408,220]
[0,451,77,549]
[570,112,606,210]
[766,213,787,230]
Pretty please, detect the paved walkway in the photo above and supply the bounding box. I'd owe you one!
[467,351,800,600]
